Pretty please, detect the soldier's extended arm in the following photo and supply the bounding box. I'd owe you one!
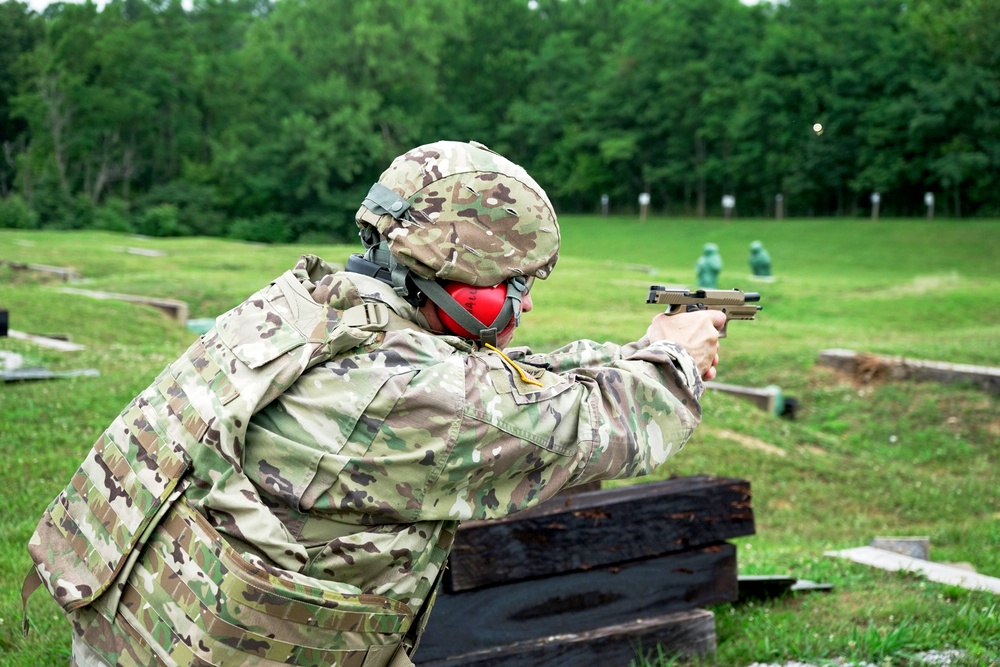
[646,286,761,338]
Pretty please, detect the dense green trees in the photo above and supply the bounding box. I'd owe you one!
[1,0,997,241]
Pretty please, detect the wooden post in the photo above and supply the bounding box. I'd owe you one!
[722,195,735,222]
[870,192,881,221]
[638,192,650,223]
[924,192,935,220]
[775,193,784,220]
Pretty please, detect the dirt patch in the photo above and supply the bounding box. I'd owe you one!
[851,353,893,384]
[709,428,787,457]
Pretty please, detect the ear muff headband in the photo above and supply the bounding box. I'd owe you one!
[411,276,527,348]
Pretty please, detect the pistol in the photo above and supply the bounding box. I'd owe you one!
[646,286,761,337]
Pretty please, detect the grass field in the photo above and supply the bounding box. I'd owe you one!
[1,218,998,666]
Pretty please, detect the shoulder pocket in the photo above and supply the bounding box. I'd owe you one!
[214,283,309,369]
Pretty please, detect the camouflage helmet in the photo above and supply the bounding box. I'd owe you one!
[355,141,560,287]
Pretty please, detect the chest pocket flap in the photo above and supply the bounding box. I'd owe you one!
[478,352,579,456]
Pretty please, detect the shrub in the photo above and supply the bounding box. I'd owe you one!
[0,194,40,229]
[140,179,226,236]
[136,203,185,237]
[93,197,133,233]
[227,211,293,244]
[68,193,95,229]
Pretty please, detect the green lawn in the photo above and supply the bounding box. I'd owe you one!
[1,220,998,666]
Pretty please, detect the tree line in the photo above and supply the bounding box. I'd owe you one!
[1,0,998,242]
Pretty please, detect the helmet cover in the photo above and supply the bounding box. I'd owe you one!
[356,141,560,287]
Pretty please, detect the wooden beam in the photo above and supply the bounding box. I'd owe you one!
[706,381,783,414]
[445,475,753,592]
[3,367,100,382]
[818,348,1000,395]
[419,543,735,662]
[1,260,80,282]
[58,287,189,324]
[7,330,86,351]
[826,546,1000,594]
[415,608,717,667]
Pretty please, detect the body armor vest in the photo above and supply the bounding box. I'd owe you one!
[24,257,421,666]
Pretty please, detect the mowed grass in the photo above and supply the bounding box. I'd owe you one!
[1,219,998,666]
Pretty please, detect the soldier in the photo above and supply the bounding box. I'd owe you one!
[24,141,724,667]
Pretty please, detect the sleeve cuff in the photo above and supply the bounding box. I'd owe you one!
[626,337,704,398]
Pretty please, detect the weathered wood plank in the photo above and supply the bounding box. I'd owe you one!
[706,381,782,414]
[445,475,753,592]
[8,329,87,351]
[418,543,736,662]
[0,260,81,282]
[826,546,1000,594]
[3,367,100,382]
[818,348,1000,395]
[414,608,716,667]
[58,287,189,323]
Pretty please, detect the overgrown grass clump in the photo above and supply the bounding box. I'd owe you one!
[1,220,998,666]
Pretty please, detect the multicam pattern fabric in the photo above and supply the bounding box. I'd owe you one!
[239,264,705,621]
[69,497,417,667]
[29,253,704,666]
[355,141,560,287]
[28,255,419,666]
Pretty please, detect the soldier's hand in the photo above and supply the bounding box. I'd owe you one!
[646,310,726,381]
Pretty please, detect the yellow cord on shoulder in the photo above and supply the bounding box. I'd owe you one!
[484,343,544,387]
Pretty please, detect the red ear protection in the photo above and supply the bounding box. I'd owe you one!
[437,282,514,339]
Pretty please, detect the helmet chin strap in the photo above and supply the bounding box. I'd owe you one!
[345,243,529,347]
[410,275,527,348]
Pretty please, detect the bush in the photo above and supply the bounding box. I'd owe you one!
[33,191,93,230]
[136,203,185,237]
[93,197,133,233]
[227,211,294,244]
[140,179,226,236]
[25,179,71,228]
[68,193,95,229]
[0,194,40,229]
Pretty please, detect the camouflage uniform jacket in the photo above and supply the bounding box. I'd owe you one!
[25,254,703,666]
[236,257,706,625]
[26,255,427,667]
